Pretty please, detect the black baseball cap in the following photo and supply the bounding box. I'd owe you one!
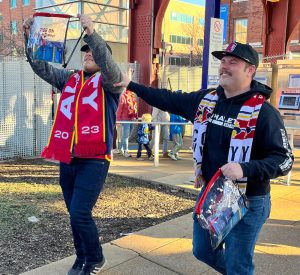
[212,42,259,68]
[80,43,112,55]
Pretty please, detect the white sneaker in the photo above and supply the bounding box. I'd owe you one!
[112,149,120,154]
[123,151,132,158]
[168,152,177,161]
[175,153,181,160]
[136,157,144,161]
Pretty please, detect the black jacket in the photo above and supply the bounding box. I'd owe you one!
[127,80,294,196]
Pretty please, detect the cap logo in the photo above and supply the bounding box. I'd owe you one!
[226,42,237,53]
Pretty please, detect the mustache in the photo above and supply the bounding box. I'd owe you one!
[219,70,232,76]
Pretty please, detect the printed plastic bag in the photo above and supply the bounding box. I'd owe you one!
[27,12,72,64]
[194,169,248,249]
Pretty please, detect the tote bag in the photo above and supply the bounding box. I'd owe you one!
[194,169,248,249]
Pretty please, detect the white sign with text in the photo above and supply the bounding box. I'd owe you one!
[208,18,224,88]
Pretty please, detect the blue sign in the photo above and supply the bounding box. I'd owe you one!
[220,4,228,43]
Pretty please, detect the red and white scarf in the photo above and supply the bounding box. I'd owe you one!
[193,90,265,193]
[41,71,106,163]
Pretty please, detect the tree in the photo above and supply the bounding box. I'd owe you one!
[181,15,204,66]
[0,20,25,57]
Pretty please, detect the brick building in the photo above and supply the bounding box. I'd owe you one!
[0,0,35,56]
[221,0,300,60]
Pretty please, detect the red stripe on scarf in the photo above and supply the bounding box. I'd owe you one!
[41,71,106,163]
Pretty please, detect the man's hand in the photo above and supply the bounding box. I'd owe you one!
[114,73,131,88]
[78,14,94,36]
[221,162,243,181]
[23,16,33,37]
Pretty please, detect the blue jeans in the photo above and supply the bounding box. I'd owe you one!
[60,158,110,265]
[193,189,271,275]
[121,123,133,152]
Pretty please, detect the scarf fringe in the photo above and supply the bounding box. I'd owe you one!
[41,146,72,164]
[73,143,107,157]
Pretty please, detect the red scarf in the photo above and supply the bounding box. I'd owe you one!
[41,71,106,163]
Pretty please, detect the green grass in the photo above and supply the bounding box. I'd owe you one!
[0,183,63,237]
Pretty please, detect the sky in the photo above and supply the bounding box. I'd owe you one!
[179,0,206,6]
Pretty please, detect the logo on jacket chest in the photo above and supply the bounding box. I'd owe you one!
[210,113,236,129]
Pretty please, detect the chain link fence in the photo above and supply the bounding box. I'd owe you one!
[0,56,139,161]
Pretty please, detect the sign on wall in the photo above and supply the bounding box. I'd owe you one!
[207,18,224,88]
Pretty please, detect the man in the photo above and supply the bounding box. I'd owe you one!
[114,42,294,274]
[23,14,123,275]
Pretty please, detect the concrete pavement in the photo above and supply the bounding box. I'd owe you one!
[21,150,300,275]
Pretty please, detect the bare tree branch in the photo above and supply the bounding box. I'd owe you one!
[181,15,204,66]
[0,20,25,57]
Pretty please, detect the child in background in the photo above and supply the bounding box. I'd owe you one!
[137,113,154,160]
[168,113,186,160]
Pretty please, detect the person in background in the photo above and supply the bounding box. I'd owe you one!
[114,41,294,275]
[150,107,170,158]
[24,14,122,275]
[136,113,154,161]
[112,124,122,154]
[168,113,186,160]
[116,88,138,157]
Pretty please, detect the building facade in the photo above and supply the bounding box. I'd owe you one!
[1,0,299,61]
[222,0,300,60]
[161,0,300,66]
[0,0,35,56]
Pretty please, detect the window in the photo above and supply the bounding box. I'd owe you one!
[10,0,17,8]
[170,35,192,45]
[170,12,193,24]
[198,39,204,46]
[198,18,205,25]
[11,20,18,35]
[234,18,248,43]
[23,0,30,5]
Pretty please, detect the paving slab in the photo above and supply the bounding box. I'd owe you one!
[100,257,178,275]
[253,251,300,275]
[143,237,212,275]
[20,243,138,275]
[20,255,76,275]
[269,184,300,199]
[269,198,300,223]
[256,223,300,256]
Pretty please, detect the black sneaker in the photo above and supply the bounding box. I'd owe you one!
[67,259,84,275]
[78,257,106,275]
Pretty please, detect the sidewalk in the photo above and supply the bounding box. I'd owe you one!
[21,151,300,275]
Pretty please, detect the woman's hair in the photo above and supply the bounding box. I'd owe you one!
[142,113,152,123]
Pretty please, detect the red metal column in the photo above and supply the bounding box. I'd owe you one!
[128,0,169,115]
[263,0,300,61]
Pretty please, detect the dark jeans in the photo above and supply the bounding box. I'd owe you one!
[193,188,271,275]
[60,158,110,265]
[137,142,152,158]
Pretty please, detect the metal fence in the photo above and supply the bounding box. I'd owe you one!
[0,56,140,161]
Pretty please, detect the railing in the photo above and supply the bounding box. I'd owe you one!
[283,120,300,186]
[116,120,193,167]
